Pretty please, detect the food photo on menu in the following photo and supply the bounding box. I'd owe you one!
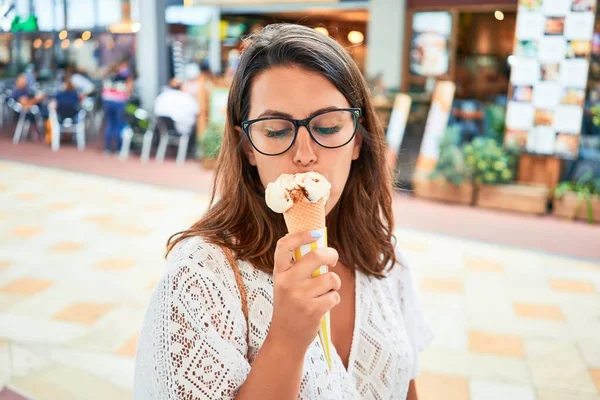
[515,40,538,58]
[512,85,534,102]
[545,17,565,36]
[572,0,595,12]
[505,128,529,149]
[534,109,555,126]
[519,0,542,11]
[555,133,580,158]
[561,88,586,106]
[541,64,560,81]
[567,40,592,58]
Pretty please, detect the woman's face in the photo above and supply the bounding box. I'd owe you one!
[242,66,362,215]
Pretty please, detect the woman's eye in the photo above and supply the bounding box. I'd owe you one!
[314,126,341,135]
[266,129,293,138]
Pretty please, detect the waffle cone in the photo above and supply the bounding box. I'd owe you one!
[283,198,326,233]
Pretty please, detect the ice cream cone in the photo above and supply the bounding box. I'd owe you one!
[265,172,333,370]
[283,197,333,371]
[283,198,326,233]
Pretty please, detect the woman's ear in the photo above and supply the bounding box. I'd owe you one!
[352,126,364,161]
[236,126,257,166]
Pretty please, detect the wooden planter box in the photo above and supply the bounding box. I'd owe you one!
[201,158,218,169]
[553,192,600,223]
[413,177,475,205]
[476,184,549,215]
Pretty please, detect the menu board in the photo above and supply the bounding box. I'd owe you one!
[505,0,597,160]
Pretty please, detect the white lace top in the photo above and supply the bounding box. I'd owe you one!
[134,237,434,400]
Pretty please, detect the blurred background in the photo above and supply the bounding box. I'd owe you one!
[0,0,599,399]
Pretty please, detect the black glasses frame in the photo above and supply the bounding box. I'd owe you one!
[241,107,362,156]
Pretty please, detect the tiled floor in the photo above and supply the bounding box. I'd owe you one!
[0,160,599,400]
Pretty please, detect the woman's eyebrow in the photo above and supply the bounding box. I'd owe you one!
[256,106,341,119]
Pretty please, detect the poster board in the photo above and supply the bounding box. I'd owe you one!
[209,86,229,126]
[504,0,598,160]
[386,93,413,170]
[416,80,456,173]
[409,12,453,77]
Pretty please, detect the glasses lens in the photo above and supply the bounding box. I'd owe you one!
[248,118,295,155]
[309,110,357,148]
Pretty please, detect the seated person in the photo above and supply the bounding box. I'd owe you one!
[12,73,45,110]
[153,77,199,136]
[12,73,46,141]
[54,79,81,122]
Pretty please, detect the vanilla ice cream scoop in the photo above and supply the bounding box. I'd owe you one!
[265,172,331,213]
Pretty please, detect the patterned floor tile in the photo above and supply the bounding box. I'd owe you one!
[46,202,75,212]
[48,242,85,254]
[513,302,565,321]
[525,338,597,393]
[420,348,531,385]
[421,278,464,293]
[0,279,53,296]
[464,257,504,272]
[95,258,136,271]
[550,279,595,294]
[469,379,536,400]
[468,331,525,359]
[9,227,43,239]
[15,194,41,201]
[536,387,600,400]
[52,303,113,326]
[590,369,600,394]
[9,363,130,400]
[416,372,469,400]
[115,333,139,357]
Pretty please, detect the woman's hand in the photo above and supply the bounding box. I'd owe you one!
[268,230,341,354]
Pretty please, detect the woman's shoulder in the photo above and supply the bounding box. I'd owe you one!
[161,236,243,297]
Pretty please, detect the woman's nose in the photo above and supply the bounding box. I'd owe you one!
[292,127,317,166]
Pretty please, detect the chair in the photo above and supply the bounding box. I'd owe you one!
[119,108,155,162]
[48,100,87,151]
[155,116,193,165]
[0,89,9,128]
[10,98,44,145]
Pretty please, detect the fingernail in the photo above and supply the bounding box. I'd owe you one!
[310,231,322,239]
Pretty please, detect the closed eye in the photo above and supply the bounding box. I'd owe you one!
[266,128,294,138]
[313,126,342,135]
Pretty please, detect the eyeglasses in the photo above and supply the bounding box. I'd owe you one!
[241,108,362,156]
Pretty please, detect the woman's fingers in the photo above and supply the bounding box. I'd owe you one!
[289,247,339,280]
[273,231,321,274]
[304,272,342,298]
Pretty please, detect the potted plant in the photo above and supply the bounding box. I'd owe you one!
[201,122,224,169]
[466,138,549,215]
[553,171,600,223]
[414,126,476,205]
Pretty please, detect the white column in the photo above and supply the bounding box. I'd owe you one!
[366,0,406,91]
[136,0,167,110]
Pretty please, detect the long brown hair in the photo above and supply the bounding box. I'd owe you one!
[167,23,397,278]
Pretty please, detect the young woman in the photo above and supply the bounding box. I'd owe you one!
[134,23,433,400]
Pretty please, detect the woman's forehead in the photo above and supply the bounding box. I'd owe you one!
[248,66,350,119]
